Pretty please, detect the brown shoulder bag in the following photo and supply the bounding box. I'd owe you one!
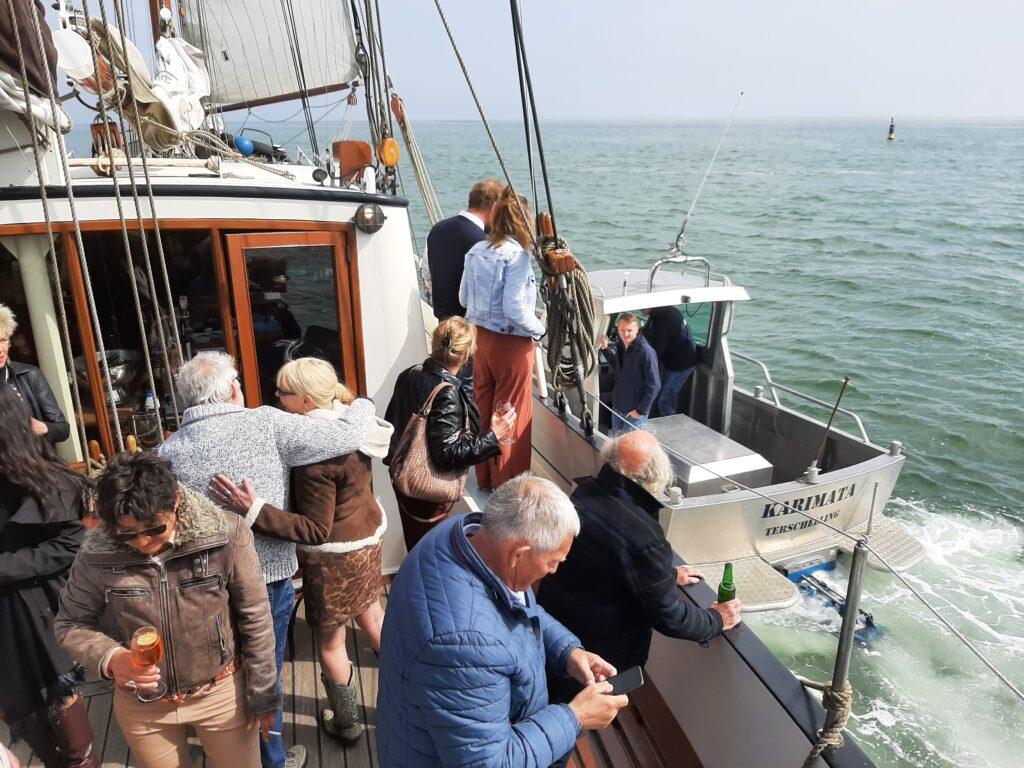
[388,382,469,504]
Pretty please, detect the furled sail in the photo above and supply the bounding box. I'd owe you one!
[178,0,359,109]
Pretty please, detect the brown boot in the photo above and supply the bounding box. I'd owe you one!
[10,697,99,768]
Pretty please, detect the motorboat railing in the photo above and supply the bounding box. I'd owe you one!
[732,351,871,443]
[647,254,711,290]
[680,266,732,287]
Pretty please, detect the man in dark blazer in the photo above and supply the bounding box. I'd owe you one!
[426,179,502,321]
[538,430,741,702]
[0,303,70,443]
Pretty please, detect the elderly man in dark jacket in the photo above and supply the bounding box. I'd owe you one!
[0,303,70,443]
[600,313,660,431]
[538,431,742,702]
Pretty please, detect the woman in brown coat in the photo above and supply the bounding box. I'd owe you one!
[211,357,393,745]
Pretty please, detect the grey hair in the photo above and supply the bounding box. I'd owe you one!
[482,474,580,553]
[175,351,237,407]
[602,433,674,496]
[0,303,17,337]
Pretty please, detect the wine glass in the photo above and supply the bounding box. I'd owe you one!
[130,626,168,703]
[495,401,516,445]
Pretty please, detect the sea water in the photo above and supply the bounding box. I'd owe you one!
[386,119,1022,768]
[77,118,1023,766]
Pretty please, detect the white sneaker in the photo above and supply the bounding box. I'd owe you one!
[284,745,307,768]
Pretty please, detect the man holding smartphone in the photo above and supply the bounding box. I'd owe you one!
[538,430,742,703]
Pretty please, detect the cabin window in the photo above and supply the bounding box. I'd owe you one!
[224,230,358,409]
[71,229,229,448]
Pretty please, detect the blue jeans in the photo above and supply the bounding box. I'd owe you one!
[611,412,648,432]
[655,368,693,417]
[262,578,294,768]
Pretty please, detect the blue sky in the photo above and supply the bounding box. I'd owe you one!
[58,0,1024,122]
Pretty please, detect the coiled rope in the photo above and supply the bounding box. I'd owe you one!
[796,678,853,767]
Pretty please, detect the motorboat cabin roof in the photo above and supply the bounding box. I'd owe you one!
[588,264,750,317]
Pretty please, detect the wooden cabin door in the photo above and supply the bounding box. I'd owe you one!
[224,231,359,407]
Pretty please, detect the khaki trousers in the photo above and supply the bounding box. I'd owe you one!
[112,671,259,768]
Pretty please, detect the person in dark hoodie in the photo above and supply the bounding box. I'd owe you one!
[0,386,97,767]
[599,313,660,431]
[538,430,741,703]
[642,305,700,417]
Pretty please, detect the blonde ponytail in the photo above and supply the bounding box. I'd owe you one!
[276,358,354,409]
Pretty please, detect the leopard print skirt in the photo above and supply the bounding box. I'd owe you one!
[302,544,382,630]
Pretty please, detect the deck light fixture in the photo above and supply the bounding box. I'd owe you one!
[311,167,329,185]
[353,203,386,233]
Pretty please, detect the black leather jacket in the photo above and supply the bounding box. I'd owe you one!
[384,359,500,472]
[2,361,70,443]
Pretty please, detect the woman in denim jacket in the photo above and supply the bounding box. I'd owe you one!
[458,186,545,489]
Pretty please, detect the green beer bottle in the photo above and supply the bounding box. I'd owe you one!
[717,562,736,603]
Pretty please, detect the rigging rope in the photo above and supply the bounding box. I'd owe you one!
[507,0,596,400]
[430,0,515,189]
[4,0,92,465]
[25,0,125,451]
[103,0,187,427]
[78,0,165,439]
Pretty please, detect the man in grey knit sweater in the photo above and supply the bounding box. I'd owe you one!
[159,351,375,768]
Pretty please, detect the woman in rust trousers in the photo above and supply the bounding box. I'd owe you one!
[458,186,546,489]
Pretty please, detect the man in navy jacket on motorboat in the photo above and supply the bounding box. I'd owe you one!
[538,430,742,703]
[600,313,660,431]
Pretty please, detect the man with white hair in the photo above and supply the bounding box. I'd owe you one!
[0,302,69,443]
[538,430,742,702]
[158,351,376,768]
[377,474,628,768]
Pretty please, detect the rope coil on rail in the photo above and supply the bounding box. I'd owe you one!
[796,677,853,766]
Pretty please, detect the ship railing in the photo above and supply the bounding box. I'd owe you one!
[731,351,871,443]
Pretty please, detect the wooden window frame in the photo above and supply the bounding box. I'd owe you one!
[0,219,363,458]
[224,229,358,407]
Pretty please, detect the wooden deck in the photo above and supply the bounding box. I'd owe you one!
[4,580,681,768]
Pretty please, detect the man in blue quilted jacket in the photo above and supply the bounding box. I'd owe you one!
[377,474,628,767]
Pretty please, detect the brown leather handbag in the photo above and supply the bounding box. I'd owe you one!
[388,382,469,504]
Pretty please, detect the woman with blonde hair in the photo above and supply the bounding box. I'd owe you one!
[458,186,545,489]
[210,357,392,745]
[384,317,514,548]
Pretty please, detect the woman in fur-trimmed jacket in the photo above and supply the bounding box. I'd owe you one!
[54,453,278,768]
[211,357,393,745]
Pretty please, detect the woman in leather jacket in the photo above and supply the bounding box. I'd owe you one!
[0,387,96,768]
[54,452,278,768]
[384,317,514,550]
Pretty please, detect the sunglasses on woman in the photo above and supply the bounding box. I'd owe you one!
[112,523,168,543]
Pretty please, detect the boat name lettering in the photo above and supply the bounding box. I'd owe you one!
[764,509,842,537]
[761,483,856,519]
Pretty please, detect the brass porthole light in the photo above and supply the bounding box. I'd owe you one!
[353,203,386,234]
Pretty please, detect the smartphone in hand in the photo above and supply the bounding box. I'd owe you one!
[605,666,644,695]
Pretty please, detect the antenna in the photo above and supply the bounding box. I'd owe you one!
[671,90,744,252]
